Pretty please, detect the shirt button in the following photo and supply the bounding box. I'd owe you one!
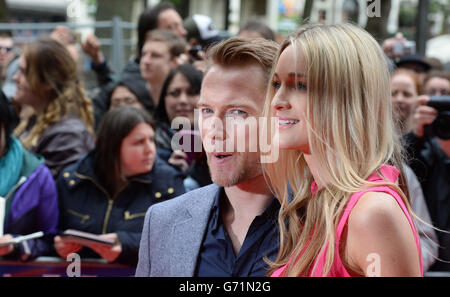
[155,192,162,198]
[69,180,75,186]
[167,187,174,194]
[63,172,70,178]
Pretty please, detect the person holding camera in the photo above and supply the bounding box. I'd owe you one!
[391,69,439,271]
[423,71,450,97]
[404,72,450,271]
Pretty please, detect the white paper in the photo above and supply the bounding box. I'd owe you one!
[0,197,5,237]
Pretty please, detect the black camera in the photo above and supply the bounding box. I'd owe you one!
[426,95,450,140]
[189,45,203,61]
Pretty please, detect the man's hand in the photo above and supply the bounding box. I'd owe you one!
[412,95,438,138]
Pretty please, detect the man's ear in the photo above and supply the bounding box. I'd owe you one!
[170,53,188,69]
[170,55,179,69]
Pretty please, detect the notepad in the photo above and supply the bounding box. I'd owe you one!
[0,231,44,247]
[61,229,115,246]
[0,176,27,237]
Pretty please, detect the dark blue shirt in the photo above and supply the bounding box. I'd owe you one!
[194,187,280,277]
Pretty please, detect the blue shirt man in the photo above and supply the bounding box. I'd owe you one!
[195,188,280,276]
[136,37,280,277]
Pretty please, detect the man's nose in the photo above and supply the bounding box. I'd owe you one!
[178,26,187,37]
[393,94,405,103]
[208,116,226,141]
[201,116,228,152]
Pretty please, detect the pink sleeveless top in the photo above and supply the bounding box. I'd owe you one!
[271,165,423,277]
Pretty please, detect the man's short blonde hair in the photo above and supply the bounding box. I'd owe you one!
[205,37,279,81]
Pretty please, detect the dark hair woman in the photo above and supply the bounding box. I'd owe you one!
[154,63,211,190]
[54,106,185,266]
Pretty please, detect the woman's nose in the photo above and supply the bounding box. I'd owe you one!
[178,91,189,103]
[271,92,291,111]
[144,140,153,153]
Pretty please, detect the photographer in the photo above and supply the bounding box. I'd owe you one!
[404,75,450,271]
[382,32,431,85]
[424,71,450,97]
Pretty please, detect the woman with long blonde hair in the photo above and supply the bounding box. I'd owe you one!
[13,36,94,178]
[264,23,422,277]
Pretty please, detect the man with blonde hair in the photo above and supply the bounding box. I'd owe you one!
[136,37,280,277]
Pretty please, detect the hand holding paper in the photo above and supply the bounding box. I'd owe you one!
[56,230,121,262]
[83,233,122,263]
[54,235,83,259]
[0,234,14,256]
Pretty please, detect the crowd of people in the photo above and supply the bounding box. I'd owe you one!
[1,1,450,277]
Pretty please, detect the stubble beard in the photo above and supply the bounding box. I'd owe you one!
[207,153,262,187]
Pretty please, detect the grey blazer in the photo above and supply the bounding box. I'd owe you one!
[135,184,219,276]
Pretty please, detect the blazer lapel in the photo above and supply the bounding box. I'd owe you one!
[169,185,219,276]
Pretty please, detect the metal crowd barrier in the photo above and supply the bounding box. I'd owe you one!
[0,16,136,73]
[0,256,135,277]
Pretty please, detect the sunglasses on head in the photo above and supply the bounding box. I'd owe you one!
[0,46,13,52]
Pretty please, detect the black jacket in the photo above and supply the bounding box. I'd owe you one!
[57,152,185,266]
[33,117,95,179]
[404,132,450,271]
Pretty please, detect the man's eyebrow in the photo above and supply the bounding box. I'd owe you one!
[225,103,255,109]
[196,102,258,113]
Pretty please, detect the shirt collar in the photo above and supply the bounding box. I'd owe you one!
[210,187,280,231]
[210,187,224,232]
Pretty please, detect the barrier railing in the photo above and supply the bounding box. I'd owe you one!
[0,16,136,73]
[0,257,135,277]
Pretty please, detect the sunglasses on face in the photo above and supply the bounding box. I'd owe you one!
[0,46,13,52]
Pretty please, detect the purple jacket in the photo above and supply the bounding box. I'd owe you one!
[3,150,59,261]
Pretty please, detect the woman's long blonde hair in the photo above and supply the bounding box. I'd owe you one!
[14,37,94,149]
[263,23,411,276]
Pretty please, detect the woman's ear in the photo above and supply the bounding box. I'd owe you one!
[41,81,54,94]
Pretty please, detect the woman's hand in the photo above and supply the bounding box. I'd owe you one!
[168,150,189,172]
[0,234,15,256]
[84,233,122,263]
[54,235,83,259]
